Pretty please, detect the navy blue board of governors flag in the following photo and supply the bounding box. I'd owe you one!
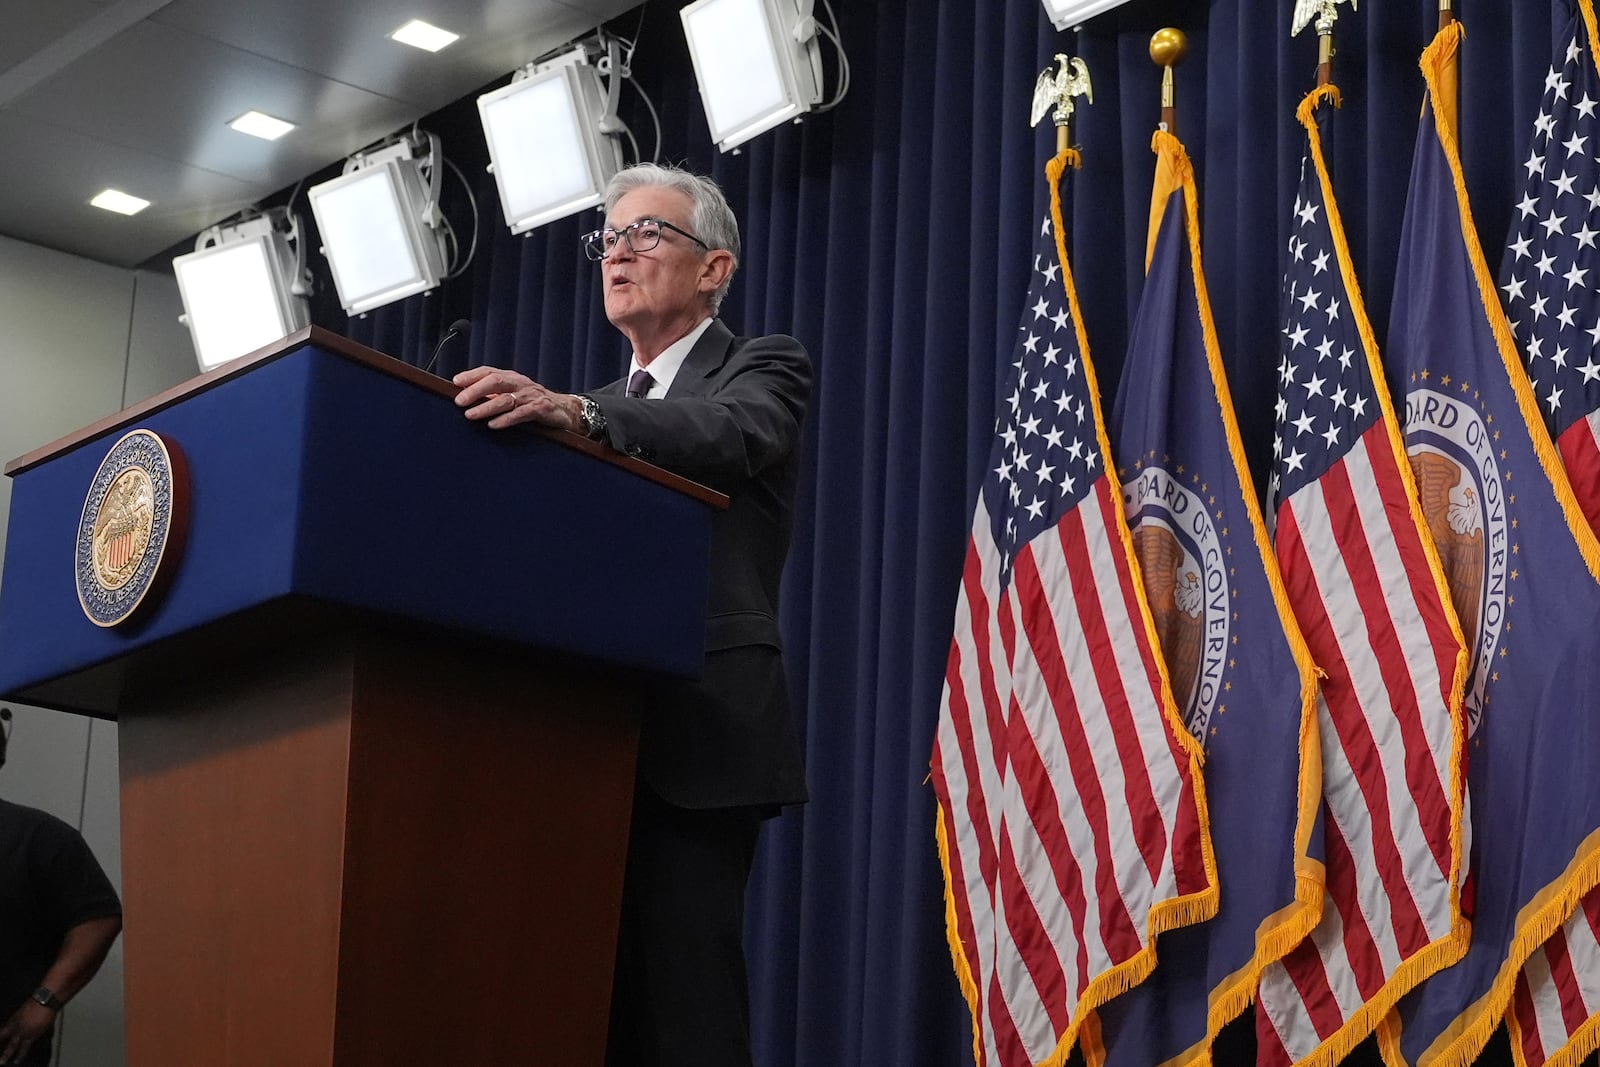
[1382,21,1600,1067]
[1081,130,1323,1067]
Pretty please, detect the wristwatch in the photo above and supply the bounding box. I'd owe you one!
[31,986,62,1011]
[578,395,606,439]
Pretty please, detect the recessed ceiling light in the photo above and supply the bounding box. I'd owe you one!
[229,110,296,141]
[90,190,151,216]
[390,19,459,52]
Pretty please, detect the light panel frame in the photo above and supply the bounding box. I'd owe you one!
[173,219,309,372]
[478,57,622,234]
[1040,0,1136,30]
[680,0,821,153]
[308,157,446,316]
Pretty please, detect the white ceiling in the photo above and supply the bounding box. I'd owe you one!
[0,0,640,268]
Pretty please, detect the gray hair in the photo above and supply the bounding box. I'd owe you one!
[604,163,740,315]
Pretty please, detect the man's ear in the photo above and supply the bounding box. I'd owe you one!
[699,249,735,295]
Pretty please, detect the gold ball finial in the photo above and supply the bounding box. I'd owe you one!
[1149,28,1188,68]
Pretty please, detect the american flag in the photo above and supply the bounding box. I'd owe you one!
[1384,22,1600,1067]
[1254,88,1469,1067]
[1084,129,1323,1067]
[931,156,1217,1067]
[1499,4,1600,1064]
[1500,0,1600,520]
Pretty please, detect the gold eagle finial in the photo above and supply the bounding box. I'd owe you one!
[1292,0,1356,37]
[1030,54,1093,129]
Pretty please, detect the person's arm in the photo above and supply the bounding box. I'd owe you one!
[590,336,812,489]
[0,914,122,1065]
[451,336,813,492]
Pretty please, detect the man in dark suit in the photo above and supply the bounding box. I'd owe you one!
[454,163,810,1067]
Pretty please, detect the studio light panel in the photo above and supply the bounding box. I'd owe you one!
[681,0,820,152]
[1039,0,1137,30]
[479,62,621,233]
[173,233,306,372]
[308,160,444,316]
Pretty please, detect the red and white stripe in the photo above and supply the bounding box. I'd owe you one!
[1558,414,1600,547]
[1257,421,1465,1065]
[1509,893,1600,1067]
[112,529,134,571]
[934,479,1211,1067]
[1504,415,1600,1067]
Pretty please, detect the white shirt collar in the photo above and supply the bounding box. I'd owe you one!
[628,317,714,398]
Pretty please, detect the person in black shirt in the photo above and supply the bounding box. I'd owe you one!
[0,711,122,1067]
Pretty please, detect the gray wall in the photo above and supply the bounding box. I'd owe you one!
[0,233,192,1067]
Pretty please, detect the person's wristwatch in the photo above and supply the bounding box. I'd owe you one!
[30,986,63,1011]
[578,395,606,439]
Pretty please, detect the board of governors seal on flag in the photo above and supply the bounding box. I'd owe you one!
[75,428,188,628]
[1122,464,1230,744]
[1404,384,1506,736]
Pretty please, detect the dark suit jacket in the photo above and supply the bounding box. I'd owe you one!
[589,319,811,810]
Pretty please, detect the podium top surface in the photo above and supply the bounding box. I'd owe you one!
[5,326,727,510]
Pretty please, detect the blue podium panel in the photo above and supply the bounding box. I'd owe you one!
[0,339,714,708]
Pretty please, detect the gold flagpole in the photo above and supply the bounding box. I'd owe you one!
[1150,28,1188,135]
[1437,0,1459,137]
[1290,2,1358,91]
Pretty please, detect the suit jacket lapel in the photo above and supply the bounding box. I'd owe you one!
[666,319,733,399]
[595,319,732,397]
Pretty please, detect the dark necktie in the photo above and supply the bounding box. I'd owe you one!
[627,370,655,398]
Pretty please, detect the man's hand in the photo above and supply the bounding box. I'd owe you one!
[453,366,583,432]
[0,1000,54,1065]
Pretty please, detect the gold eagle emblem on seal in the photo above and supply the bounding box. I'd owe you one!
[90,466,156,591]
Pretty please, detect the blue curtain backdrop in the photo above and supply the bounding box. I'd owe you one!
[311,1,1557,1063]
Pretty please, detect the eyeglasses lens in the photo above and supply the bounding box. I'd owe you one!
[583,221,669,261]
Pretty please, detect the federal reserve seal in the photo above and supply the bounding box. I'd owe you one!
[1122,465,1230,744]
[75,429,188,627]
[1404,386,1508,737]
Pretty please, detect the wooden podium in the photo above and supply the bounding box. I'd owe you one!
[0,329,724,1066]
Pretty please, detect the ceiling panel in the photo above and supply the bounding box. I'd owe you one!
[0,111,260,266]
[152,0,641,108]
[8,21,419,184]
[0,0,644,267]
[0,2,111,73]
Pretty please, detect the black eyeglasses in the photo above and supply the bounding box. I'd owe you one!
[581,218,711,261]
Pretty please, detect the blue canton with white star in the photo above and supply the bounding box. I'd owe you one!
[1270,121,1380,508]
[1498,15,1600,440]
[983,213,1099,587]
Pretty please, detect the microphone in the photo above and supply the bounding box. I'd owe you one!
[423,318,472,376]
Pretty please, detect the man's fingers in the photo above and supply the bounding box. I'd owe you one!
[454,368,528,408]
[464,391,521,422]
[451,365,495,388]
